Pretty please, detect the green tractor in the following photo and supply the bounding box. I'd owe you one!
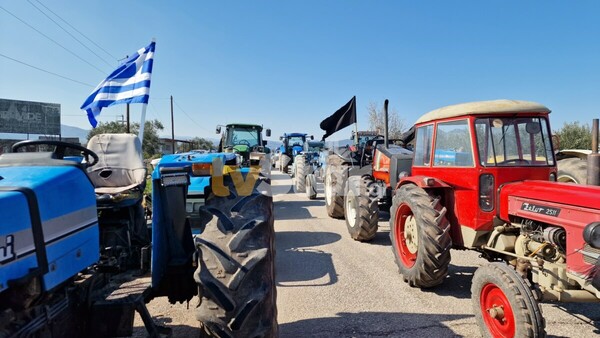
[217,123,271,167]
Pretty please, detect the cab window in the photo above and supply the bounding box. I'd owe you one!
[433,119,474,167]
[413,124,433,166]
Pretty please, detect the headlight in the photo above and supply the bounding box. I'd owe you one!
[192,163,211,176]
[584,222,600,249]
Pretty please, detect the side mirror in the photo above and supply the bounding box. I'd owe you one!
[310,135,314,140]
[216,126,221,134]
[266,129,271,137]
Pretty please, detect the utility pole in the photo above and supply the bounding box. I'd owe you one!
[171,95,175,154]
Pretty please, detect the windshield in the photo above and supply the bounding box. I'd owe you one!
[227,127,260,147]
[288,136,305,147]
[307,142,324,152]
[475,117,554,166]
[357,135,379,147]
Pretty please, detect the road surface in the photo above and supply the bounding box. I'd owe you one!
[134,170,600,337]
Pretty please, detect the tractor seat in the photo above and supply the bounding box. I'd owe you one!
[86,134,146,199]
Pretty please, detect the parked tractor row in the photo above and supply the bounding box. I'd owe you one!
[311,99,600,337]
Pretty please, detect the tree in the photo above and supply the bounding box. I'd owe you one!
[553,121,593,150]
[367,101,406,138]
[188,137,215,151]
[87,119,165,158]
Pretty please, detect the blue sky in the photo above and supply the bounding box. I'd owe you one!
[1,1,599,141]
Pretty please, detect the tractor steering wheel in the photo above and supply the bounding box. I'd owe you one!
[12,140,99,167]
[236,140,250,146]
[497,158,530,165]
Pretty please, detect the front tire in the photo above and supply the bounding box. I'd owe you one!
[324,156,348,218]
[471,263,545,338]
[305,174,317,199]
[389,184,451,288]
[194,175,277,338]
[294,155,307,192]
[280,154,291,174]
[344,175,379,241]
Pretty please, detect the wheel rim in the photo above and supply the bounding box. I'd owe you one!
[480,283,516,337]
[394,204,417,268]
[346,190,357,227]
[325,174,333,205]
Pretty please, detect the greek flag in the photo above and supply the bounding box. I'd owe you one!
[81,41,155,127]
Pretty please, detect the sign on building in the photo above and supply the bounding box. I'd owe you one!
[0,98,61,135]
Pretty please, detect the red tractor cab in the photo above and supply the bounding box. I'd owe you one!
[389,100,600,337]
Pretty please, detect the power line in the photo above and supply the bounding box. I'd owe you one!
[32,0,118,61]
[0,5,108,74]
[27,0,114,67]
[0,53,94,87]
[173,100,212,133]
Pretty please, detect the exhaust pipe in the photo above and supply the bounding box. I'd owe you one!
[588,118,600,186]
[384,99,389,149]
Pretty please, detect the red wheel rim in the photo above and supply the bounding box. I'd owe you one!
[394,204,417,268]
[480,283,516,337]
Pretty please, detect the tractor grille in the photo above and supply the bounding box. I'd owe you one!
[582,244,600,265]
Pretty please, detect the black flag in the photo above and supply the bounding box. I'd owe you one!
[320,96,357,141]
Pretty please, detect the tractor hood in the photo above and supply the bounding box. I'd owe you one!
[499,180,600,219]
[233,145,250,153]
[152,152,237,179]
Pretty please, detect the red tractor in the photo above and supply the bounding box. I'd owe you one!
[376,100,600,337]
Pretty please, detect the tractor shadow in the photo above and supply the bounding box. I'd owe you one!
[274,200,324,220]
[280,311,471,337]
[548,303,600,335]
[422,265,476,300]
[131,318,200,338]
[275,231,341,287]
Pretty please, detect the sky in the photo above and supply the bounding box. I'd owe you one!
[1,1,599,142]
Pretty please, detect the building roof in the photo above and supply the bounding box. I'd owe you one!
[416,99,551,124]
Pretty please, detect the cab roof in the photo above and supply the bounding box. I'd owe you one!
[227,123,263,130]
[415,99,550,125]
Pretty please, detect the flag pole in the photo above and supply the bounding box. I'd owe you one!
[354,122,359,146]
[138,103,147,144]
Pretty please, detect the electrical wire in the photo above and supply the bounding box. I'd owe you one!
[0,53,94,87]
[0,5,108,74]
[32,0,117,60]
[27,0,115,67]
[173,100,212,133]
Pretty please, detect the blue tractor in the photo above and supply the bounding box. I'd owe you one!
[277,133,311,174]
[0,134,277,337]
[292,140,325,199]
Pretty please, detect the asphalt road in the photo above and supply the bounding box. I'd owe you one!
[134,169,600,337]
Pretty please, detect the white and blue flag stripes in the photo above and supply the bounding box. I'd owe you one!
[81,41,155,127]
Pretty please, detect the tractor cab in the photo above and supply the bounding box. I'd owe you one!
[404,101,556,234]
[280,133,310,158]
[217,123,271,166]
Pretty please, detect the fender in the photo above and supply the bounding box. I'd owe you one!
[396,175,452,191]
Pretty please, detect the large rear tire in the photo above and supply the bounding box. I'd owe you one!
[344,175,379,241]
[471,263,545,338]
[305,173,317,199]
[194,175,277,338]
[389,184,451,288]
[324,155,348,218]
[557,157,588,184]
[294,155,307,192]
